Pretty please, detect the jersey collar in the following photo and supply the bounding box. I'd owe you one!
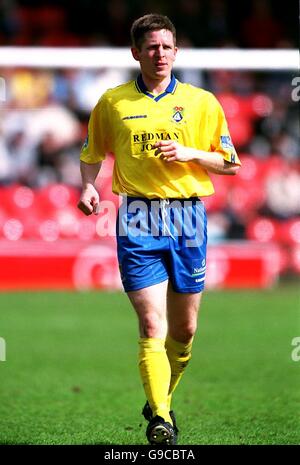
[135,74,178,102]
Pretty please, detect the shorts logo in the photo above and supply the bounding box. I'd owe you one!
[191,259,206,277]
[172,106,184,122]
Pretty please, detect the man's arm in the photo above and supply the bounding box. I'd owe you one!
[77,161,102,215]
[154,141,240,175]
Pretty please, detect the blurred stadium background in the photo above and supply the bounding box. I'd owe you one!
[0,0,299,291]
[0,0,299,446]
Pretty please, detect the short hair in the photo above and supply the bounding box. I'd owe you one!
[131,13,176,50]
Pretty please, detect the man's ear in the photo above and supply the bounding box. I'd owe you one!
[131,47,140,61]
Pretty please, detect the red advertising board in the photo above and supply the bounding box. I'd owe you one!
[0,239,282,291]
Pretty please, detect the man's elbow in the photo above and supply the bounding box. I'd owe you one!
[229,164,240,175]
[223,160,241,175]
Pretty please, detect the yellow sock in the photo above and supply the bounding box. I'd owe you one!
[139,337,172,424]
[165,335,193,410]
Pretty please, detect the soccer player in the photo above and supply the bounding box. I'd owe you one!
[78,13,241,445]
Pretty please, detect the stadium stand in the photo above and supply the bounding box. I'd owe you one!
[0,0,299,288]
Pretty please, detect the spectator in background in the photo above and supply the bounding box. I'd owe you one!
[0,0,297,49]
[0,127,15,184]
[262,162,300,219]
[0,0,20,45]
[206,0,231,47]
[2,69,81,186]
[173,0,209,47]
[5,129,37,185]
[103,0,133,46]
[0,0,298,245]
[69,68,131,115]
[239,0,285,48]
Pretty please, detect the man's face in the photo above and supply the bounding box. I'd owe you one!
[131,29,177,81]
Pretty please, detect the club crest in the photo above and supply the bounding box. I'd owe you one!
[172,106,184,122]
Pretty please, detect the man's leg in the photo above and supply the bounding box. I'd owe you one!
[127,280,173,425]
[166,285,202,410]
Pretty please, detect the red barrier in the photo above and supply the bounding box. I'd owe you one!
[206,242,282,289]
[0,239,282,291]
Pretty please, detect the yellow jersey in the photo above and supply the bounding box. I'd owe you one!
[80,74,240,199]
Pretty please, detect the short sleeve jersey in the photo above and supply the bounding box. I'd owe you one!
[80,74,241,199]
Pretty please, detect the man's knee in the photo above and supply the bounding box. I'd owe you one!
[171,322,197,343]
[140,312,167,339]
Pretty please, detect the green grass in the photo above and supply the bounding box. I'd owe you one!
[0,286,299,445]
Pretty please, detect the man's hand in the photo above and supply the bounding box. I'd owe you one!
[154,140,194,162]
[77,184,100,216]
[154,140,240,175]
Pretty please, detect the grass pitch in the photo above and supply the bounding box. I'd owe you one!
[0,286,299,445]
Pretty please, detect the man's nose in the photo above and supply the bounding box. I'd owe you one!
[156,45,165,56]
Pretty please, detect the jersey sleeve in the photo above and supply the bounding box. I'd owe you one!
[208,94,241,165]
[80,94,112,164]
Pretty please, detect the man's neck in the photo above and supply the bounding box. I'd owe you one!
[140,73,172,95]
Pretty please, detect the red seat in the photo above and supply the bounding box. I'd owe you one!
[229,184,266,222]
[2,218,24,241]
[76,217,98,241]
[246,216,281,243]
[237,155,264,183]
[0,184,36,214]
[53,206,81,239]
[36,184,80,213]
[0,207,8,236]
[261,156,290,179]
[203,175,229,213]
[249,93,273,118]
[217,94,253,147]
[279,218,300,246]
[38,219,60,242]
[291,246,300,274]
[0,185,43,239]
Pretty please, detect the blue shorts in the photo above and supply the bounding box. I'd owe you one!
[116,196,207,293]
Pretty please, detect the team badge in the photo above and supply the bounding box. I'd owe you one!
[220,135,234,149]
[172,106,184,122]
